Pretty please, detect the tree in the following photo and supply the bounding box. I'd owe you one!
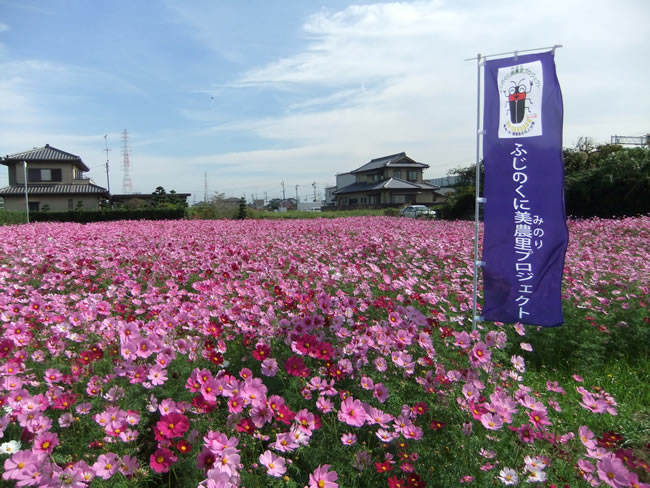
[564,144,649,217]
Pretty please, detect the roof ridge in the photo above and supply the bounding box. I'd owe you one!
[3,144,81,160]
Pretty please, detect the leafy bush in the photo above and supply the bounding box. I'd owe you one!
[28,208,186,223]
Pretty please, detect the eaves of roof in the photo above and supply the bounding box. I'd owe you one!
[0,184,109,196]
[333,178,438,195]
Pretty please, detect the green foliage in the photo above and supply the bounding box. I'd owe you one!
[0,209,28,225]
[246,208,387,219]
[28,208,186,223]
[438,163,484,220]
[564,145,650,217]
[150,187,188,209]
[237,198,247,220]
[383,207,399,217]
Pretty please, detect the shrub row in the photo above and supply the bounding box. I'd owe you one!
[27,208,186,223]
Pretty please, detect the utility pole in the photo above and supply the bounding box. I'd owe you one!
[264,192,268,206]
[104,135,111,194]
[295,185,299,203]
[23,161,29,223]
[281,181,286,201]
[312,181,317,202]
[204,172,208,203]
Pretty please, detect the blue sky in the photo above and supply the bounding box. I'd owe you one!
[1,0,648,202]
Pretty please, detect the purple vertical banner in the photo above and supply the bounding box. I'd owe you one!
[482,51,568,326]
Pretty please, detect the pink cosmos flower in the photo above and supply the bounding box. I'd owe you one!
[33,431,59,454]
[120,455,139,477]
[469,342,491,366]
[498,467,519,485]
[597,453,630,488]
[340,433,357,445]
[579,425,597,449]
[316,396,334,413]
[308,464,338,488]
[2,450,43,481]
[258,450,286,477]
[150,447,177,473]
[480,413,503,431]
[338,396,367,427]
[147,364,168,386]
[579,393,608,413]
[261,358,278,376]
[93,452,120,480]
[373,383,389,403]
[528,410,551,429]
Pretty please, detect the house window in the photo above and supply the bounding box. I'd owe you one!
[407,170,418,182]
[393,194,407,204]
[28,201,40,211]
[392,170,401,179]
[68,199,73,210]
[28,168,62,182]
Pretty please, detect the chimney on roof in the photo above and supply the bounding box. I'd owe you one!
[45,144,50,147]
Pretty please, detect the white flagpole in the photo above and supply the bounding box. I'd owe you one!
[23,161,30,224]
[471,55,484,331]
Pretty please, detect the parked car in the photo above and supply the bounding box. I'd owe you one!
[399,205,436,219]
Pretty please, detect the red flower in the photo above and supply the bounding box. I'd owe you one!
[376,461,393,473]
[176,439,192,454]
[411,402,428,416]
[275,404,295,425]
[429,420,445,431]
[253,344,271,361]
[235,418,255,434]
[388,476,407,488]
[285,355,310,377]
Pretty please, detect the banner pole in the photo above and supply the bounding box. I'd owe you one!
[471,54,483,331]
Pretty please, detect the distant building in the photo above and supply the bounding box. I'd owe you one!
[426,175,461,188]
[0,144,109,211]
[333,152,443,208]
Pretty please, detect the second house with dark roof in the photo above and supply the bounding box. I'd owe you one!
[333,152,443,208]
[0,144,109,212]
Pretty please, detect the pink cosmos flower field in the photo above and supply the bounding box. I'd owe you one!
[0,216,648,487]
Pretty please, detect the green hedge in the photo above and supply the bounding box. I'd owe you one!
[27,208,186,223]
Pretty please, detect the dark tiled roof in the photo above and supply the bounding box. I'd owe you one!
[0,184,108,196]
[1,144,90,172]
[351,152,428,174]
[334,177,438,195]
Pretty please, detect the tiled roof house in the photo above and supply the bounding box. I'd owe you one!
[0,144,109,211]
[333,152,443,207]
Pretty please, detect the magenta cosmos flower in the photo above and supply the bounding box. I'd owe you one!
[150,448,177,474]
[156,412,189,439]
[308,464,338,488]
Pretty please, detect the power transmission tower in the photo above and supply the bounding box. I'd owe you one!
[120,129,133,193]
